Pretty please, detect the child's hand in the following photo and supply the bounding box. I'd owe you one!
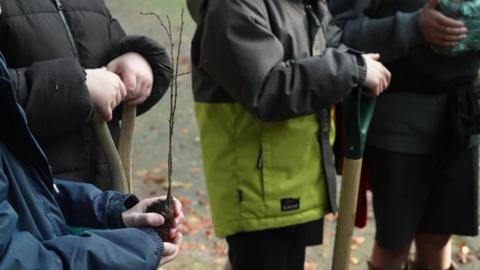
[85,68,127,121]
[107,52,154,105]
[122,196,184,266]
[122,196,185,232]
[160,232,183,266]
[363,54,391,96]
[420,0,467,48]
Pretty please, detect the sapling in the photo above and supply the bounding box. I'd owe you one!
[141,9,185,241]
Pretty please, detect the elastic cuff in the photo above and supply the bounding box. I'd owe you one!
[348,49,367,88]
[138,227,164,262]
[397,10,424,46]
[107,193,140,229]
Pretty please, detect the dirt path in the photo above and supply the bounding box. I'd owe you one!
[106,1,480,269]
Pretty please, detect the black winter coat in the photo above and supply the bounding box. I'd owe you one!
[0,0,172,189]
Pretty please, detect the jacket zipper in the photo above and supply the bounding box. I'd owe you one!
[54,0,79,58]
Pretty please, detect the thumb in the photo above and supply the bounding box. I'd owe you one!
[140,213,165,227]
[426,0,440,9]
[369,53,380,61]
[363,53,380,61]
[124,212,165,227]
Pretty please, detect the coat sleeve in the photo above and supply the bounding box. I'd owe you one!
[107,13,173,117]
[196,0,363,121]
[0,174,163,270]
[328,0,425,63]
[8,58,95,144]
[53,179,139,229]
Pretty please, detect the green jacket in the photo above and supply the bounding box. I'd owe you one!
[189,0,366,238]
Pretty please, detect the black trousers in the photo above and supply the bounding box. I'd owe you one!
[226,221,323,270]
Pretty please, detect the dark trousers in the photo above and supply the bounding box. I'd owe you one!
[226,222,319,270]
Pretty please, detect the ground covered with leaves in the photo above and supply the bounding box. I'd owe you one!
[106,1,480,269]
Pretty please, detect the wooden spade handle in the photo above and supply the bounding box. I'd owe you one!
[92,112,128,193]
[118,104,136,193]
[332,158,363,270]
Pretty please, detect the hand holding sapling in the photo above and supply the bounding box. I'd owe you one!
[123,196,184,240]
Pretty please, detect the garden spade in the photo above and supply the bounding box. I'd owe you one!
[332,88,376,270]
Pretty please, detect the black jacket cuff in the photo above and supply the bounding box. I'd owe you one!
[106,193,140,229]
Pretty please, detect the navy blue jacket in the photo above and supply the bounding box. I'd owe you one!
[0,55,163,269]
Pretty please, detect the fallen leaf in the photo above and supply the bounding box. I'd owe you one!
[325,213,337,222]
[135,169,148,177]
[352,236,366,246]
[456,251,468,264]
[213,258,227,266]
[151,167,162,174]
[214,240,227,256]
[205,225,214,240]
[180,127,189,134]
[178,196,192,207]
[145,174,166,183]
[350,256,359,266]
[304,261,317,270]
[188,167,202,174]
[158,162,168,170]
[456,244,469,264]
[181,215,213,235]
[181,243,206,251]
[162,181,193,190]
[179,56,190,66]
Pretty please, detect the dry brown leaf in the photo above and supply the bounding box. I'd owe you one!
[352,236,366,246]
[304,261,318,270]
[135,169,148,177]
[181,243,206,251]
[456,244,474,264]
[179,56,190,66]
[350,256,360,265]
[456,251,468,264]
[151,167,162,174]
[158,162,168,170]
[214,240,227,256]
[145,174,166,183]
[188,167,202,174]
[205,225,214,240]
[178,196,192,207]
[181,215,213,236]
[163,181,193,190]
[325,213,337,222]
